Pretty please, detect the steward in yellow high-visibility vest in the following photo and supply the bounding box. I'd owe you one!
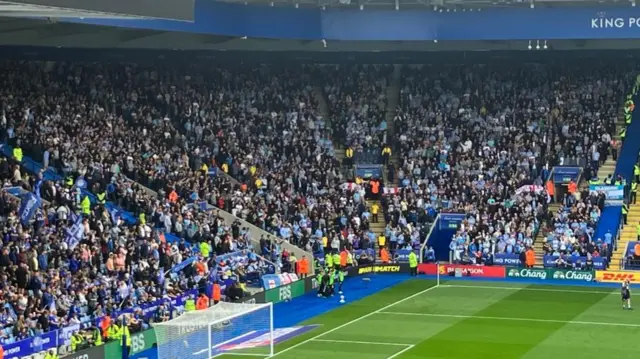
[332,252,340,269]
[632,182,638,205]
[200,241,211,258]
[107,323,121,341]
[65,175,74,187]
[345,146,354,166]
[92,327,103,346]
[325,253,333,268]
[96,191,107,205]
[409,251,418,276]
[81,195,91,216]
[345,147,354,158]
[70,332,85,352]
[620,128,627,140]
[44,350,59,359]
[185,297,196,312]
[12,146,22,162]
[381,145,392,165]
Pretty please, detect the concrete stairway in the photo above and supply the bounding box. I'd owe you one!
[595,158,617,184]
[533,202,563,268]
[384,64,402,184]
[595,105,629,269]
[314,85,346,168]
[367,199,387,260]
[612,203,638,270]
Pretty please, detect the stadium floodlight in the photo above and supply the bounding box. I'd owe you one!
[153,302,274,359]
[543,40,548,49]
[536,40,540,50]
[527,40,532,50]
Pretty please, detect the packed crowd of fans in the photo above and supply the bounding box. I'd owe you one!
[542,190,609,269]
[388,64,625,258]
[0,62,339,259]
[0,164,268,347]
[322,65,392,163]
[0,61,631,348]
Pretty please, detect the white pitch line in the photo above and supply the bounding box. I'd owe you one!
[269,284,440,357]
[379,312,640,328]
[440,284,617,295]
[312,338,412,347]
[386,345,415,359]
[194,330,258,355]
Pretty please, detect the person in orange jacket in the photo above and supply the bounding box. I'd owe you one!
[525,247,536,268]
[211,282,221,305]
[380,248,390,263]
[196,293,210,310]
[297,256,309,278]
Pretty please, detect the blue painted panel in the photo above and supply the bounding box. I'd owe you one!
[52,4,640,41]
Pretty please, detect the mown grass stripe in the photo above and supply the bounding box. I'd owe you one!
[393,285,610,359]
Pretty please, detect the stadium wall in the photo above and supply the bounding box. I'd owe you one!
[593,78,640,249]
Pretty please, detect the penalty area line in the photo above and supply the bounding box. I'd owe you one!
[267,284,441,357]
[439,284,617,295]
[311,338,413,346]
[386,344,415,359]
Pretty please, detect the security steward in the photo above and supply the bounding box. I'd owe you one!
[70,331,85,352]
[409,250,418,276]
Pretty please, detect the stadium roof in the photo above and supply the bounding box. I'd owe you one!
[0,17,638,52]
[216,0,633,10]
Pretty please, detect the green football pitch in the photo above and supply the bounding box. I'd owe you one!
[219,279,640,359]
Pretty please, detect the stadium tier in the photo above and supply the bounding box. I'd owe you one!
[3,5,640,356]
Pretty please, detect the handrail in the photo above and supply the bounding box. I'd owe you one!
[420,213,440,263]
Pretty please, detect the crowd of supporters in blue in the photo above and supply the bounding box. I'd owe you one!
[0,61,631,349]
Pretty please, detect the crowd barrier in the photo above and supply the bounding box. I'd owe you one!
[543,255,606,270]
[493,253,524,266]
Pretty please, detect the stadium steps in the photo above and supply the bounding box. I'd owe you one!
[603,110,630,269]
[595,158,617,183]
[367,199,387,260]
[384,64,402,183]
[314,85,347,175]
[533,202,563,268]
[612,198,640,269]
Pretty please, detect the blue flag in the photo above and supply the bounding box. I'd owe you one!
[108,206,120,225]
[34,179,42,200]
[18,193,41,226]
[65,212,83,250]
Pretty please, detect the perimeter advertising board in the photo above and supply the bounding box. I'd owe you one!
[417,263,506,278]
[596,270,640,283]
[506,268,594,282]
